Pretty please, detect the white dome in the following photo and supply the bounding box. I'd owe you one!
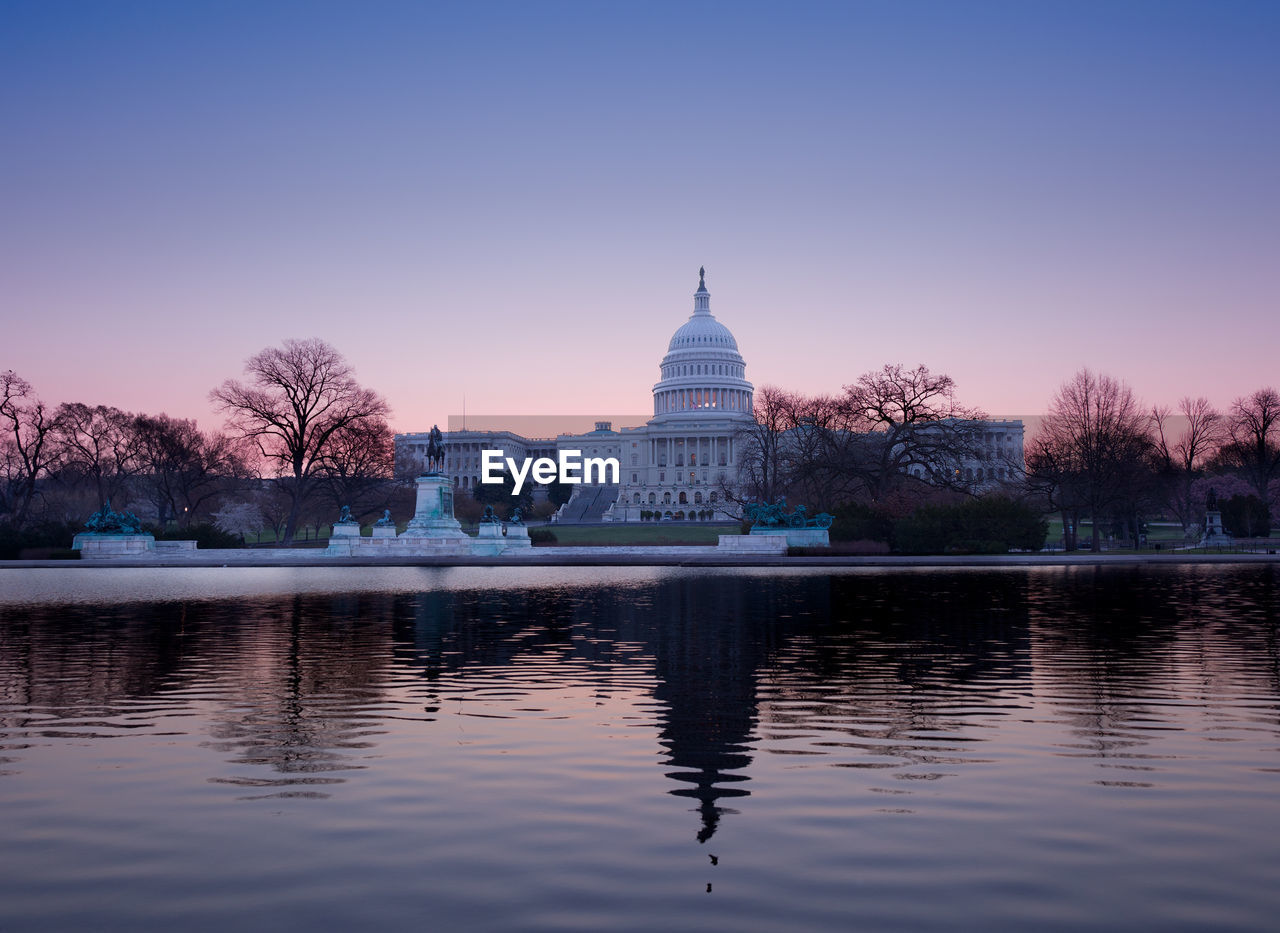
[667,313,739,352]
[651,269,753,421]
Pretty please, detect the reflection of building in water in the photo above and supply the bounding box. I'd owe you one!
[642,577,772,843]
[396,577,779,843]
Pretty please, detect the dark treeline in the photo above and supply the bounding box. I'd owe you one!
[732,364,1278,553]
[2,339,403,554]
[1027,370,1278,551]
[7,349,1278,556]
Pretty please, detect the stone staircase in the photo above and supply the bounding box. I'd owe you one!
[556,484,620,523]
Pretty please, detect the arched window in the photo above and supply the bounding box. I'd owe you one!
[633,493,640,504]
[679,492,687,504]
[694,491,703,504]
[648,493,656,504]
[663,492,671,504]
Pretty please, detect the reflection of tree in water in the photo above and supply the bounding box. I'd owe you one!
[757,572,1034,780]
[201,593,400,797]
[0,601,214,732]
[1027,565,1280,774]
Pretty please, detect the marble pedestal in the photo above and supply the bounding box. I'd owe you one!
[749,527,830,548]
[72,533,156,558]
[473,523,507,556]
[718,533,788,553]
[325,522,362,555]
[1200,509,1233,547]
[395,473,471,555]
[503,525,532,550]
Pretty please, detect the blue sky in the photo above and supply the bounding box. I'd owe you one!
[3,0,1277,431]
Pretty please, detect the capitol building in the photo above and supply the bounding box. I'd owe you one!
[396,270,1024,522]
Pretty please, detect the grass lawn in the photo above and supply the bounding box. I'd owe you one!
[541,524,731,546]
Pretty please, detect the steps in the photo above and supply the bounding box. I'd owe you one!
[557,484,620,523]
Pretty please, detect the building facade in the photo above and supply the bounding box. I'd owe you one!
[395,270,1024,520]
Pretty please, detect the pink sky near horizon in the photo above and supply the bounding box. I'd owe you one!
[3,2,1276,438]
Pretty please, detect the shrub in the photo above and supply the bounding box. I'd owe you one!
[0,520,83,560]
[892,497,1047,555]
[1220,495,1270,537]
[828,502,895,543]
[155,522,244,549]
[528,527,557,545]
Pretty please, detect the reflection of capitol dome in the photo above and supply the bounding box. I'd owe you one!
[652,268,754,421]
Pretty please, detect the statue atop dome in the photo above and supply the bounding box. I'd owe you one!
[698,266,706,290]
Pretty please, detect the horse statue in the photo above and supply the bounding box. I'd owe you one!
[424,425,446,474]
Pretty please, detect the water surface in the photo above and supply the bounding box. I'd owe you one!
[2,565,1279,931]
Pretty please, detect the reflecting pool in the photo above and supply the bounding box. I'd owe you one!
[2,565,1279,931]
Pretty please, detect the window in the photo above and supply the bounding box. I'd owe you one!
[694,491,703,504]
[633,493,640,504]
[648,493,656,504]
[631,473,638,483]
[679,492,687,504]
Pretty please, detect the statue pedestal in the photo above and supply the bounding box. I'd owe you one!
[503,525,532,550]
[749,526,830,548]
[718,533,787,553]
[473,523,506,556]
[371,525,397,539]
[403,473,466,538]
[391,473,470,555]
[1200,509,1233,547]
[325,522,362,555]
[72,533,156,558]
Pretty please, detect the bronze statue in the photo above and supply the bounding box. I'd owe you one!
[424,425,445,474]
[83,499,144,535]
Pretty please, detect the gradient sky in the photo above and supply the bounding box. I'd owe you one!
[3,0,1277,435]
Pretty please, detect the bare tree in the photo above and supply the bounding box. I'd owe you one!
[729,385,799,510]
[133,414,249,528]
[210,338,390,544]
[834,364,987,500]
[1027,369,1152,551]
[731,366,988,513]
[52,403,140,512]
[1221,387,1280,510]
[1151,397,1223,534]
[312,417,398,523]
[0,370,60,526]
